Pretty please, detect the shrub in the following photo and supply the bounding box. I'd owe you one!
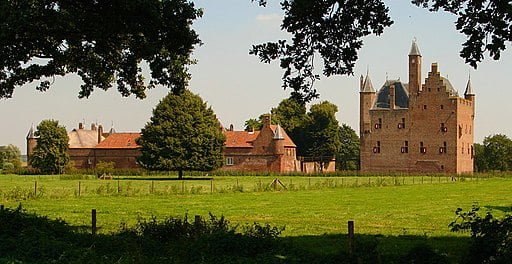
[450,205,512,263]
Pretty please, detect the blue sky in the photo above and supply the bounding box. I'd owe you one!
[1,0,511,153]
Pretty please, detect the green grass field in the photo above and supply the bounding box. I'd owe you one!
[0,174,510,237]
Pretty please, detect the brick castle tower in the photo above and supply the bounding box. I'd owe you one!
[359,40,475,174]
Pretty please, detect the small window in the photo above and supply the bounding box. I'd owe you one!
[440,142,447,154]
[375,118,383,129]
[437,88,440,92]
[373,141,381,154]
[428,88,431,92]
[423,105,427,110]
[398,118,406,129]
[440,105,444,110]
[401,141,409,153]
[420,142,426,154]
[440,123,447,133]
[226,157,234,166]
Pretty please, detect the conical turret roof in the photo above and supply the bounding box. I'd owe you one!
[464,77,475,96]
[409,40,422,56]
[361,73,375,93]
[273,124,285,140]
[26,124,36,139]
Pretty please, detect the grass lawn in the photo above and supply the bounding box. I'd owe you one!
[0,175,510,236]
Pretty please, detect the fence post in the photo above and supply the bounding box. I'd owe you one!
[0,205,4,210]
[236,179,239,189]
[308,178,311,188]
[368,177,371,186]
[210,179,213,193]
[78,181,81,197]
[430,176,433,183]
[348,220,355,255]
[412,177,415,184]
[181,180,185,194]
[91,209,97,235]
[117,180,120,193]
[34,181,37,196]
[421,176,423,184]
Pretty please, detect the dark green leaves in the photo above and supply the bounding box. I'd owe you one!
[0,0,202,99]
[30,120,69,174]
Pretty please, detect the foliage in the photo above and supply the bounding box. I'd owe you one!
[244,118,263,131]
[137,90,226,179]
[253,0,512,102]
[337,124,360,170]
[475,134,512,172]
[95,161,116,177]
[251,0,393,103]
[450,205,512,263]
[30,120,69,174]
[302,101,341,170]
[0,0,202,99]
[0,144,21,172]
[412,0,512,68]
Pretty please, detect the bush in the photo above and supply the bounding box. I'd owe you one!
[95,161,116,177]
[450,205,512,263]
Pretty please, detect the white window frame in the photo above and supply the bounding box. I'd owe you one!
[226,157,234,166]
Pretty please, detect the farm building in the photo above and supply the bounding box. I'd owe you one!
[359,40,475,174]
[26,115,329,173]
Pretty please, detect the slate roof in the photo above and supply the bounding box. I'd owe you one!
[374,80,409,109]
[95,133,141,149]
[464,78,474,96]
[409,40,422,56]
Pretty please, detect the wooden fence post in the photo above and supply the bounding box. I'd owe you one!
[210,179,213,193]
[34,181,37,196]
[181,181,185,194]
[151,181,154,194]
[91,209,97,235]
[78,181,81,197]
[348,220,355,255]
[117,180,120,193]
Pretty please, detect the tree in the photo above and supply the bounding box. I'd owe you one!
[30,120,69,174]
[302,101,341,171]
[473,143,487,172]
[0,144,21,172]
[253,0,512,102]
[244,118,263,132]
[337,124,360,170]
[0,0,202,99]
[482,134,512,171]
[136,90,225,179]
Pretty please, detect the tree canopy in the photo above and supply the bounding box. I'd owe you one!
[0,0,202,99]
[30,120,69,174]
[337,124,360,170]
[253,0,512,102]
[136,90,225,179]
[0,144,21,172]
[474,134,512,172]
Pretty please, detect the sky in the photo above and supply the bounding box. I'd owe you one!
[1,0,511,153]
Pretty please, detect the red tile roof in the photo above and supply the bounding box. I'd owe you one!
[95,133,141,149]
[224,131,260,148]
[223,126,296,148]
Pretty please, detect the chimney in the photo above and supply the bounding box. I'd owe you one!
[98,125,103,144]
[229,124,234,131]
[262,114,271,127]
[389,84,396,109]
[79,123,84,130]
[91,123,97,131]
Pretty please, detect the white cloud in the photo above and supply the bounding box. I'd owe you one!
[256,13,281,22]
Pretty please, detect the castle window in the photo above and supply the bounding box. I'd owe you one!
[374,118,382,129]
[373,141,381,154]
[471,146,474,159]
[440,105,444,110]
[439,142,447,154]
[420,142,427,154]
[423,105,427,110]
[401,141,409,153]
[440,123,447,133]
[428,88,431,92]
[437,88,440,92]
[226,157,234,166]
[398,118,406,129]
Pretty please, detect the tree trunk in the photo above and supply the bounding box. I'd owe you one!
[178,170,183,180]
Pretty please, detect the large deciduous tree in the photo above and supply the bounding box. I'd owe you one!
[0,144,21,171]
[481,134,512,171]
[0,0,202,99]
[136,90,225,179]
[30,120,69,174]
[253,0,512,102]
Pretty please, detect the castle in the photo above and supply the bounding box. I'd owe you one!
[359,41,475,174]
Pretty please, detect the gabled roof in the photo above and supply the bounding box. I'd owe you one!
[95,133,140,149]
[68,129,104,148]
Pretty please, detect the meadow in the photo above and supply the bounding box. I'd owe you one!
[0,174,510,237]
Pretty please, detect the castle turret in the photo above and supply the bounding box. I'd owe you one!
[408,40,422,97]
[26,124,37,165]
[273,124,285,155]
[359,72,376,138]
[464,76,475,102]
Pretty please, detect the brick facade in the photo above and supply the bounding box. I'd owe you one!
[360,41,475,174]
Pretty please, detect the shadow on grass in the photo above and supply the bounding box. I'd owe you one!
[0,207,471,263]
[484,205,512,212]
